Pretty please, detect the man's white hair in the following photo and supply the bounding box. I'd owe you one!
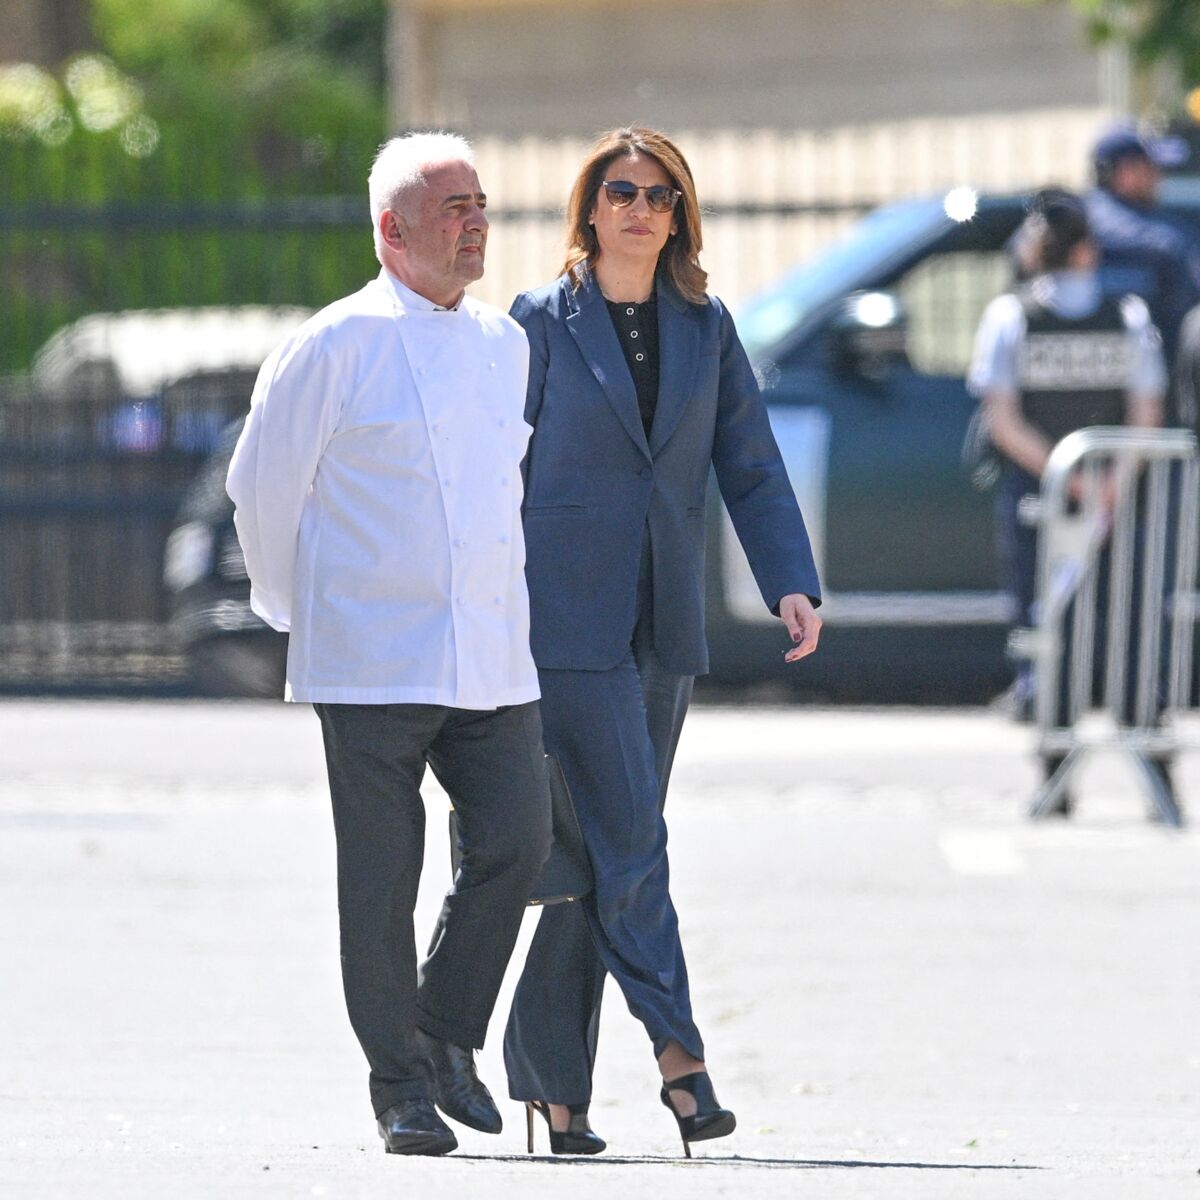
[368,131,475,262]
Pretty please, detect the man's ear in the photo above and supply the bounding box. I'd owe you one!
[380,209,405,250]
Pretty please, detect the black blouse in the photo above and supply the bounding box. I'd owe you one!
[605,295,659,437]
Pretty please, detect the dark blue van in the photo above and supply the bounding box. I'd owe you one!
[709,192,1027,700]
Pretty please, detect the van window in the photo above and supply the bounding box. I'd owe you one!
[736,198,943,361]
[895,251,1013,377]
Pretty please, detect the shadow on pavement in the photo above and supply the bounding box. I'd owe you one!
[454,1154,1044,1170]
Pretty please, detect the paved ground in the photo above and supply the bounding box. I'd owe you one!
[2,699,1198,1199]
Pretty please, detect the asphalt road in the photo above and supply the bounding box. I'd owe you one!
[2,699,1198,1199]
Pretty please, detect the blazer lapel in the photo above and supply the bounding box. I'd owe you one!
[564,272,651,459]
[650,282,700,456]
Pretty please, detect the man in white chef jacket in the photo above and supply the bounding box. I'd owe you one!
[226,132,551,1157]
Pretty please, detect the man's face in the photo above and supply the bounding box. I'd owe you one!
[382,159,488,306]
[1110,156,1161,208]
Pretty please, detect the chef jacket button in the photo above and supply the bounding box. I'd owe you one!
[489,362,496,370]
[442,478,452,487]
[635,352,645,362]
[453,538,465,549]
[493,596,503,606]
[457,596,467,606]
[498,535,509,544]
[419,368,426,376]
[629,330,639,339]
[500,477,509,486]
[498,418,507,427]
[638,466,652,480]
[625,307,635,316]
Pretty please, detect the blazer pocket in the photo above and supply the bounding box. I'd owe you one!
[525,504,590,516]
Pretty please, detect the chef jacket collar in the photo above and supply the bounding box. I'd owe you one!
[380,268,464,313]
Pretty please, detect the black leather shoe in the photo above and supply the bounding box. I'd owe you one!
[377,1099,457,1156]
[417,1030,503,1134]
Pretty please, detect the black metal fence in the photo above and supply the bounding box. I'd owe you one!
[0,136,379,686]
[0,368,260,687]
[0,136,379,375]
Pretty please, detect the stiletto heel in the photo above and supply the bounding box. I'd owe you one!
[660,1072,736,1157]
[524,1099,606,1155]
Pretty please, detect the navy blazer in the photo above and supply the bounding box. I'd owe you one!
[516,269,821,675]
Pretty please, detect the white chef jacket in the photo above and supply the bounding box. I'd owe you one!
[226,269,540,709]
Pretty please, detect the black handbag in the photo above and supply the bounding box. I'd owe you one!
[529,754,593,905]
[446,754,593,906]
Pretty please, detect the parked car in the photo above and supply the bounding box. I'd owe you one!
[165,188,1200,700]
[0,306,309,690]
[164,416,288,697]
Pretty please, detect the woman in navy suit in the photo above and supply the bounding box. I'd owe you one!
[504,127,822,1156]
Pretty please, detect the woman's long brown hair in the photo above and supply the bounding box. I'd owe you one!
[562,127,707,304]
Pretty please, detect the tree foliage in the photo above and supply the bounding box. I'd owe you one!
[1003,1,1200,89]
[88,0,387,178]
[1077,1,1200,85]
[0,1,388,369]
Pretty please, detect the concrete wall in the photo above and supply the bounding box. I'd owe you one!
[402,0,1102,135]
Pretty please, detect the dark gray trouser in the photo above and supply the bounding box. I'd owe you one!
[503,538,700,1106]
[314,701,551,1118]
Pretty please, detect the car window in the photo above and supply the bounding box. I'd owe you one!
[895,250,1014,378]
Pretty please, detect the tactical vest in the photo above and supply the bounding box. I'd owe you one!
[1017,289,1131,447]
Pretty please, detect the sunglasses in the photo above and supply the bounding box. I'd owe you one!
[600,180,682,213]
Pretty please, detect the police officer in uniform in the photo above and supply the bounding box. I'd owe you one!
[1086,123,1200,382]
[970,189,1167,809]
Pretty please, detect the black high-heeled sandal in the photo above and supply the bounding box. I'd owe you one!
[525,1100,607,1155]
[659,1072,736,1158]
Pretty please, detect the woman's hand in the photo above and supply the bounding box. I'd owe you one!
[779,593,821,662]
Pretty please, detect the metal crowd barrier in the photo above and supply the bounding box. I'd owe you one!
[1011,427,1200,827]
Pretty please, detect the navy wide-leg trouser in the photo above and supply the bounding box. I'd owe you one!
[504,544,701,1104]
